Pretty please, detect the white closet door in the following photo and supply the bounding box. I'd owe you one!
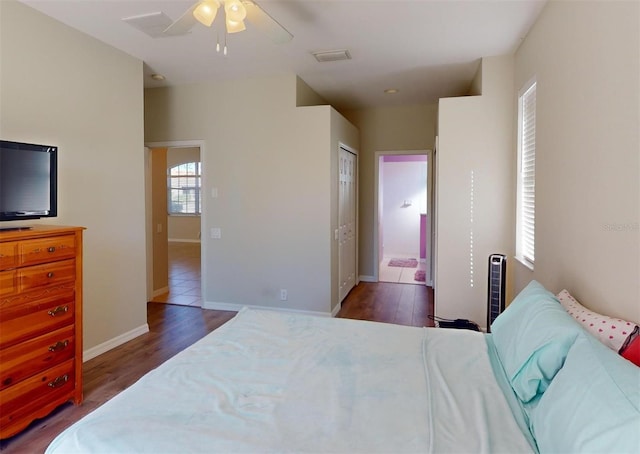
[339,147,357,303]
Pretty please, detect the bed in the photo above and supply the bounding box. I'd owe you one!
[46,281,640,453]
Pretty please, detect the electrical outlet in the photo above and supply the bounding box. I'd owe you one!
[280,289,288,301]
[210,227,221,239]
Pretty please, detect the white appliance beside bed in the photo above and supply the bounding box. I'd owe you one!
[46,281,640,453]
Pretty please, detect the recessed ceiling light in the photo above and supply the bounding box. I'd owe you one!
[384,88,399,94]
[151,74,165,81]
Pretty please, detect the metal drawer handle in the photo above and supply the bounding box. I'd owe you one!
[47,271,55,278]
[48,374,69,388]
[48,246,56,253]
[48,340,70,352]
[47,305,68,317]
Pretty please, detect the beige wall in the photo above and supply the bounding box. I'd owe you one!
[342,104,438,279]
[513,0,639,324]
[151,148,169,294]
[0,1,148,352]
[296,76,328,107]
[167,147,201,242]
[468,62,483,96]
[436,56,515,329]
[145,75,358,314]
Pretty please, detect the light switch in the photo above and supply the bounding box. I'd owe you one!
[211,187,218,198]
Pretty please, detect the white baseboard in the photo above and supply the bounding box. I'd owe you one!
[168,239,201,243]
[152,286,169,298]
[359,275,376,283]
[83,323,149,362]
[331,302,342,317]
[203,301,332,317]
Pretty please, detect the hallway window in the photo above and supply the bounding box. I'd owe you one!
[168,162,201,215]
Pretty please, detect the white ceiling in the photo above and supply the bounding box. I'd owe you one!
[20,0,547,111]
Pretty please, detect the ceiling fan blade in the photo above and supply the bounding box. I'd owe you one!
[163,2,199,36]
[243,0,293,44]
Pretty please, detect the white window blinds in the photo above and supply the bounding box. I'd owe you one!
[168,162,202,215]
[517,79,536,267]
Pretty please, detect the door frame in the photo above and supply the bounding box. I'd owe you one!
[144,140,206,302]
[373,149,434,285]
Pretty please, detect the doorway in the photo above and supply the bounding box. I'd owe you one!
[144,140,206,307]
[375,151,432,286]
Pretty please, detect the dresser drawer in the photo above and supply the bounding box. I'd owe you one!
[0,326,75,391]
[0,242,18,271]
[0,226,84,439]
[18,235,76,267]
[18,259,75,293]
[0,270,17,297]
[0,287,75,349]
[0,359,75,432]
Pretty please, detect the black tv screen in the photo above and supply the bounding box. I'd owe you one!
[0,140,57,222]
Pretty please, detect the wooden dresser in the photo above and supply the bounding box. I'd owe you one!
[0,225,84,439]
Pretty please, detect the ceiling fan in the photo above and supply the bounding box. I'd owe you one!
[163,0,293,44]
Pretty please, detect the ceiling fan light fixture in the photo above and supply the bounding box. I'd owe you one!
[225,0,247,23]
[226,18,246,34]
[193,0,220,27]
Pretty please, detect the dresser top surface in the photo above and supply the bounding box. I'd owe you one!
[0,225,85,242]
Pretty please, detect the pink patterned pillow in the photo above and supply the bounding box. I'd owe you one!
[557,289,638,353]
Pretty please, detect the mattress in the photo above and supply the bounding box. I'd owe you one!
[46,308,534,453]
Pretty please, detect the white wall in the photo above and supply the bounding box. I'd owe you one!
[436,56,515,329]
[0,1,148,352]
[145,75,358,314]
[512,0,639,324]
[381,160,427,257]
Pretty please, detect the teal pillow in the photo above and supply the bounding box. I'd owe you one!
[491,280,582,403]
[531,332,640,453]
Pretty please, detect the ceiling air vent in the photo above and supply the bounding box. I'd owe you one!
[312,49,351,63]
[122,12,174,38]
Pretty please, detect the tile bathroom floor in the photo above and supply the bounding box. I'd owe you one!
[151,242,202,307]
[379,255,427,284]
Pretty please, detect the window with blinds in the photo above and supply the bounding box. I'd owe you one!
[168,162,201,215]
[516,78,536,268]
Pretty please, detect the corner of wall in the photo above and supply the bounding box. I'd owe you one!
[296,76,328,107]
[468,59,483,96]
[478,55,515,98]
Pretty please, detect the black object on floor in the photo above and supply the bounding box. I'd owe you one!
[428,315,480,331]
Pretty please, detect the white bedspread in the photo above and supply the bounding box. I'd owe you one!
[47,308,533,453]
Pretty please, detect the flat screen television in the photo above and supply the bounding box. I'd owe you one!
[0,140,58,223]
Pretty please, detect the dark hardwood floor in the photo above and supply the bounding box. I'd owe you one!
[338,282,435,327]
[0,282,432,453]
